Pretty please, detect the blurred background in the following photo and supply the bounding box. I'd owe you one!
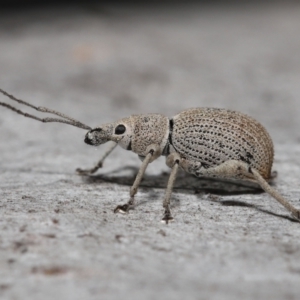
[1,0,300,144]
[1,2,300,300]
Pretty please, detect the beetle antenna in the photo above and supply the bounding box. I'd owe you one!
[0,88,91,130]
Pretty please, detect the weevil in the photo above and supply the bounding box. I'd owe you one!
[1,88,299,223]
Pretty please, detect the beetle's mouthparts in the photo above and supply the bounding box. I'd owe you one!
[84,132,94,145]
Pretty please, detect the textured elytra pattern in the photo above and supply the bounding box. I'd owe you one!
[131,114,169,156]
[171,108,274,179]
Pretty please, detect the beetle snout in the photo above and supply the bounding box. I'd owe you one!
[84,132,94,145]
[84,128,105,145]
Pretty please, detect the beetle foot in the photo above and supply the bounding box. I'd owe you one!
[291,210,300,221]
[114,204,130,213]
[161,209,174,224]
[76,164,102,175]
[114,198,135,214]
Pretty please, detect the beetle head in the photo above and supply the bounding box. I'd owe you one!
[84,114,169,156]
[84,117,133,148]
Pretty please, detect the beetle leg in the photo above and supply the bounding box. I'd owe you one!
[161,153,181,223]
[201,160,300,220]
[248,166,300,220]
[76,142,118,175]
[225,160,300,220]
[114,144,161,214]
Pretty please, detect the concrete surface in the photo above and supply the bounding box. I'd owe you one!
[1,3,300,300]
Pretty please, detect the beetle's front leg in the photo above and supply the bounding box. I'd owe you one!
[114,144,161,214]
[76,142,118,175]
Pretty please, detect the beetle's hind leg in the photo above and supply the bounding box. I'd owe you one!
[195,160,300,220]
[249,166,300,220]
[76,142,118,175]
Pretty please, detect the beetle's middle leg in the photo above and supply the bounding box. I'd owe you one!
[114,144,161,214]
[161,153,181,223]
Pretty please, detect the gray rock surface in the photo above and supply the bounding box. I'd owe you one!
[1,3,300,300]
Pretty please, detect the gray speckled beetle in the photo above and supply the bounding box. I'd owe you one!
[1,88,299,223]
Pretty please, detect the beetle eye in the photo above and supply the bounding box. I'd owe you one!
[115,124,126,135]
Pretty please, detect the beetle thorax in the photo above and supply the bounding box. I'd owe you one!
[121,114,169,156]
